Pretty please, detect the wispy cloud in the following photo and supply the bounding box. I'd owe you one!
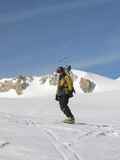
[73,53,120,69]
[0,0,112,24]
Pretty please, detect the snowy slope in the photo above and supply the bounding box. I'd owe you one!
[0,69,120,98]
[72,69,120,93]
[0,91,120,160]
[0,70,120,160]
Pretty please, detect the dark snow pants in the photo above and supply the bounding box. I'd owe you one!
[58,95,74,118]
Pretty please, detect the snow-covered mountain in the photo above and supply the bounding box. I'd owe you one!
[0,69,120,98]
[117,77,120,80]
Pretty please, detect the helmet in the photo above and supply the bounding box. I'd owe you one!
[56,66,64,73]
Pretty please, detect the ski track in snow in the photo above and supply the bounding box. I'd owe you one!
[1,112,120,139]
[0,142,10,149]
[44,128,82,160]
[0,112,120,159]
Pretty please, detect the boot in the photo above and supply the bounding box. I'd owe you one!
[63,117,75,124]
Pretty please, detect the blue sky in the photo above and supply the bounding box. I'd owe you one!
[0,0,120,78]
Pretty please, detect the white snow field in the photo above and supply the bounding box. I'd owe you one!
[0,70,120,160]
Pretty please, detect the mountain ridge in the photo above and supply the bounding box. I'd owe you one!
[0,69,119,98]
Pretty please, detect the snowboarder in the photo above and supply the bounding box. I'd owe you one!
[55,66,75,124]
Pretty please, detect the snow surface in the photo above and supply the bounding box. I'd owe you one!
[0,70,120,160]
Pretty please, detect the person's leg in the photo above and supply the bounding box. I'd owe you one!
[59,95,74,119]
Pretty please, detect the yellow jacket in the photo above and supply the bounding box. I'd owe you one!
[57,74,74,96]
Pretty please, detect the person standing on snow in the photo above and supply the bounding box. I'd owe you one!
[55,66,75,124]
